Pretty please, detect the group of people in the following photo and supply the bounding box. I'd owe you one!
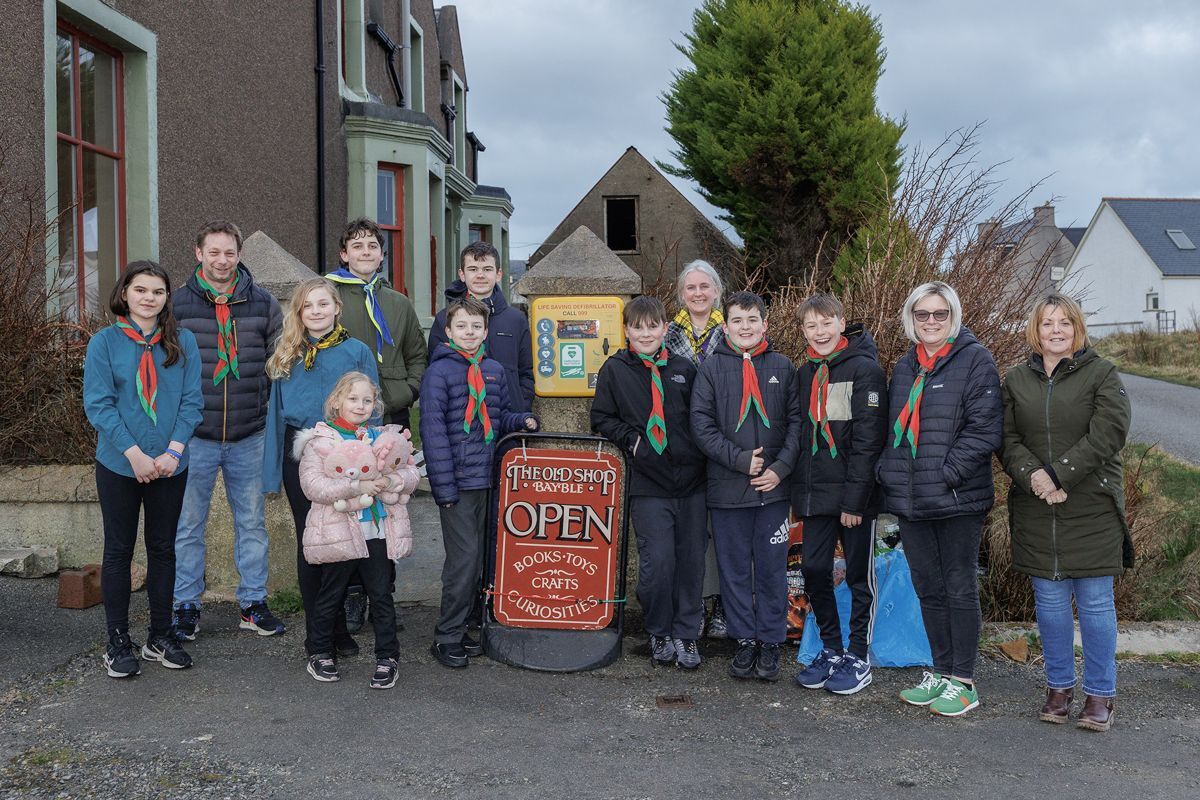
[592,261,1129,732]
[83,234,1131,729]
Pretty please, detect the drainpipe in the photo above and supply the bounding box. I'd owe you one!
[367,21,405,107]
[466,131,484,183]
[314,0,328,272]
[441,102,455,165]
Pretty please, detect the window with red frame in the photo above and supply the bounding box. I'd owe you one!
[376,164,406,294]
[55,22,126,323]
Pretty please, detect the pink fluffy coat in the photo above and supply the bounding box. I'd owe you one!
[296,422,421,565]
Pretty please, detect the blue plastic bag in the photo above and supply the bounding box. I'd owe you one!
[797,547,933,668]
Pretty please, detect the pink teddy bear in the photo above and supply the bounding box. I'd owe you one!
[319,438,377,513]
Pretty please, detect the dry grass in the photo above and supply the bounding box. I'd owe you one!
[1096,329,1200,389]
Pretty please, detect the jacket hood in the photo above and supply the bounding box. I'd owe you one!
[292,422,340,461]
[710,334,775,361]
[443,280,510,315]
[1028,346,1097,377]
[803,321,879,365]
[904,325,982,367]
[184,263,258,303]
[428,340,478,366]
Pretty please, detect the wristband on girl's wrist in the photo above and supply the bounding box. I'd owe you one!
[165,448,184,460]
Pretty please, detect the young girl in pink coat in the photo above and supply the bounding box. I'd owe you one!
[295,372,420,688]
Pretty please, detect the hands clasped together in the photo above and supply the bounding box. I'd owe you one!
[1029,468,1067,505]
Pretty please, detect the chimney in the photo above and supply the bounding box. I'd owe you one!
[1033,203,1055,228]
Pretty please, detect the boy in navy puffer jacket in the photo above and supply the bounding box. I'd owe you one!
[420,297,538,668]
[691,291,803,682]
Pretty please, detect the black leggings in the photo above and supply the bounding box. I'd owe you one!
[282,427,348,650]
[95,461,188,639]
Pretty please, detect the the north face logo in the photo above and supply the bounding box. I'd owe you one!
[671,374,686,383]
[768,375,779,384]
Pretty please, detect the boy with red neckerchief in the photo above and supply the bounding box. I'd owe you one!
[590,296,708,670]
[419,297,538,669]
[690,291,803,682]
[790,293,887,696]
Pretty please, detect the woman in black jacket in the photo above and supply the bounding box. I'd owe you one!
[878,281,1002,717]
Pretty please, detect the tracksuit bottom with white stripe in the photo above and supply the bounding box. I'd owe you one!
[710,501,789,644]
[801,515,877,660]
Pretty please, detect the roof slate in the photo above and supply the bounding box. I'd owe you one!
[1107,198,1200,276]
[1060,227,1086,248]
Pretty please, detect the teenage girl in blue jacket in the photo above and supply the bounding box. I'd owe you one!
[83,261,203,678]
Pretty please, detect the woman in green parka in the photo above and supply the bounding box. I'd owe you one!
[1001,293,1131,733]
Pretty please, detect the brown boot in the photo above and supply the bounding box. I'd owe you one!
[1039,687,1073,724]
[1076,694,1115,732]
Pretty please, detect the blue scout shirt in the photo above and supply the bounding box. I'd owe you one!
[83,324,203,477]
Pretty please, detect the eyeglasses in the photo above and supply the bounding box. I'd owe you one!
[913,309,950,322]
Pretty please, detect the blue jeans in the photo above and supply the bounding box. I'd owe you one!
[174,431,270,607]
[1031,575,1117,697]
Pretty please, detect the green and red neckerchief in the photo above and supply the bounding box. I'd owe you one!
[635,346,669,454]
[806,336,849,457]
[303,325,351,370]
[194,266,239,385]
[328,418,386,525]
[726,335,770,431]
[892,338,956,456]
[116,316,162,424]
[449,342,494,443]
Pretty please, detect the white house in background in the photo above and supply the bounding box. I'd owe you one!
[1063,198,1200,335]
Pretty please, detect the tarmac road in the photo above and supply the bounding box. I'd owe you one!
[1,579,1198,800]
[1122,372,1200,465]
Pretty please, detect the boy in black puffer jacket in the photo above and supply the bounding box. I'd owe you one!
[790,294,887,696]
[691,291,803,682]
[420,297,538,669]
[591,296,708,670]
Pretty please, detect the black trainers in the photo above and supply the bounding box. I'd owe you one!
[239,602,286,636]
[461,633,484,658]
[370,658,399,690]
[307,653,340,682]
[141,635,193,670]
[344,587,366,634]
[430,641,468,668]
[729,638,758,679]
[755,642,782,682]
[334,631,360,657]
[103,629,141,678]
[173,603,201,641]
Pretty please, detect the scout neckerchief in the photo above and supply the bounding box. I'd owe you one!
[448,342,494,443]
[635,346,669,455]
[194,265,239,384]
[892,338,956,456]
[328,418,386,525]
[673,307,724,356]
[806,336,849,457]
[325,268,394,363]
[303,325,351,371]
[116,317,161,424]
[726,335,770,431]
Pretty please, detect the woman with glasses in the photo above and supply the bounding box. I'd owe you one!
[1000,293,1130,731]
[877,281,1002,717]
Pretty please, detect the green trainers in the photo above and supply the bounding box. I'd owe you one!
[928,678,980,717]
[899,671,947,706]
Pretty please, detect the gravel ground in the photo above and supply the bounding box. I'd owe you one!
[2,581,1198,800]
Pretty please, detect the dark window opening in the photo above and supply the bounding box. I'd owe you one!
[605,197,638,252]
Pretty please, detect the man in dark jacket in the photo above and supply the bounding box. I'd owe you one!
[591,296,708,670]
[691,291,803,682]
[428,240,533,412]
[790,294,887,696]
[172,220,286,639]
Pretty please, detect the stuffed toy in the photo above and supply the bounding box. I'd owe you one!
[371,429,414,506]
[319,438,377,513]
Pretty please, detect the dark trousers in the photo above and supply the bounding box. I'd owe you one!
[802,514,877,659]
[95,462,188,639]
[434,489,489,645]
[710,501,790,644]
[900,513,985,681]
[630,491,707,639]
[308,539,399,659]
[282,427,348,651]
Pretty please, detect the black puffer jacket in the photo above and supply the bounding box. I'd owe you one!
[589,349,706,498]
[691,337,803,509]
[790,323,888,519]
[172,265,282,442]
[877,327,1002,520]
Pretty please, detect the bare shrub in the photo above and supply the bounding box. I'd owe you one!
[0,137,99,465]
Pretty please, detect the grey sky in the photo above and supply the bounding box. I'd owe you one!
[450,0,1200,259]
